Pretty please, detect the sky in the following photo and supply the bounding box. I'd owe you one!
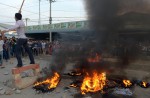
[0,0,87,26]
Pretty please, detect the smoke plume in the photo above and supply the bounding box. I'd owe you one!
[83,0,150,67]
[49,0,150,75]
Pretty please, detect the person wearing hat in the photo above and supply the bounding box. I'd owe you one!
[2,12,35,67]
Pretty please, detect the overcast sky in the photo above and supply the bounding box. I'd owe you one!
[0,0,87,26]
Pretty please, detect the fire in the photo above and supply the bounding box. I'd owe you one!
[87,53,101,63]
[123,80,132,87]
[80,71,106,95]
[141,81,148,88]
[34,72,60,89]
[70,84,78,88]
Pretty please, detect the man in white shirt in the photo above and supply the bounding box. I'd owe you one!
[2,13,35,67]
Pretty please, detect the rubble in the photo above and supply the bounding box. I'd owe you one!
[3,72,9,75]
[3,80,15,89]
[15,90,21,94]
[12,88,16,91]
[5,89,13,95]
[0,87,3,90]
[3,80,8,86]
[0,89,6,95]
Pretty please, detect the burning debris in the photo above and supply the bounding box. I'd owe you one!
[33,72,60,93]
[33,51,150,96]
[69,71,150,95]
[137,81,150,88]
[81,71,106,95]
[122,80,133,88]
[70,84,78,88]
[64,51,150,96]
[70,80,82,88]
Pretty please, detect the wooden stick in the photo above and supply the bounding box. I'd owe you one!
[19,0,25,13]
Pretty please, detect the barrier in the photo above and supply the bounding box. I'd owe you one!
[12,64,40,89]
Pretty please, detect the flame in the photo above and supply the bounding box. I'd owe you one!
[70,84,78,88]
[123,80,132,87]
[81,71,106,95]
[142,82,148,88]
[34,72,60,89]
[87,53,101,63]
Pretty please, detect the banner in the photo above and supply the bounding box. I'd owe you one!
[26,21,88,32]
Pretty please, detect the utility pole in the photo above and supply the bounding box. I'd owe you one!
[25,18,30,26]
[49,0,56,24]
[39,0,41,25]
[39,0,55,24]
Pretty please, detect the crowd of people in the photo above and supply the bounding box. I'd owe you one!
[1,36,57,63]
[0,11,61,68]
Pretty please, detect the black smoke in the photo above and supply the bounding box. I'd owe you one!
[49,0,150,75]
[84,0,144,67]
[49,0,120,75]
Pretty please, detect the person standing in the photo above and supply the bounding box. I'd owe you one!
[2,12,35,67]
[3,40,9,62]
[41,41,46,55]
[3,37,10,61]
[11,37,17,57]
[0,31,4,67]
